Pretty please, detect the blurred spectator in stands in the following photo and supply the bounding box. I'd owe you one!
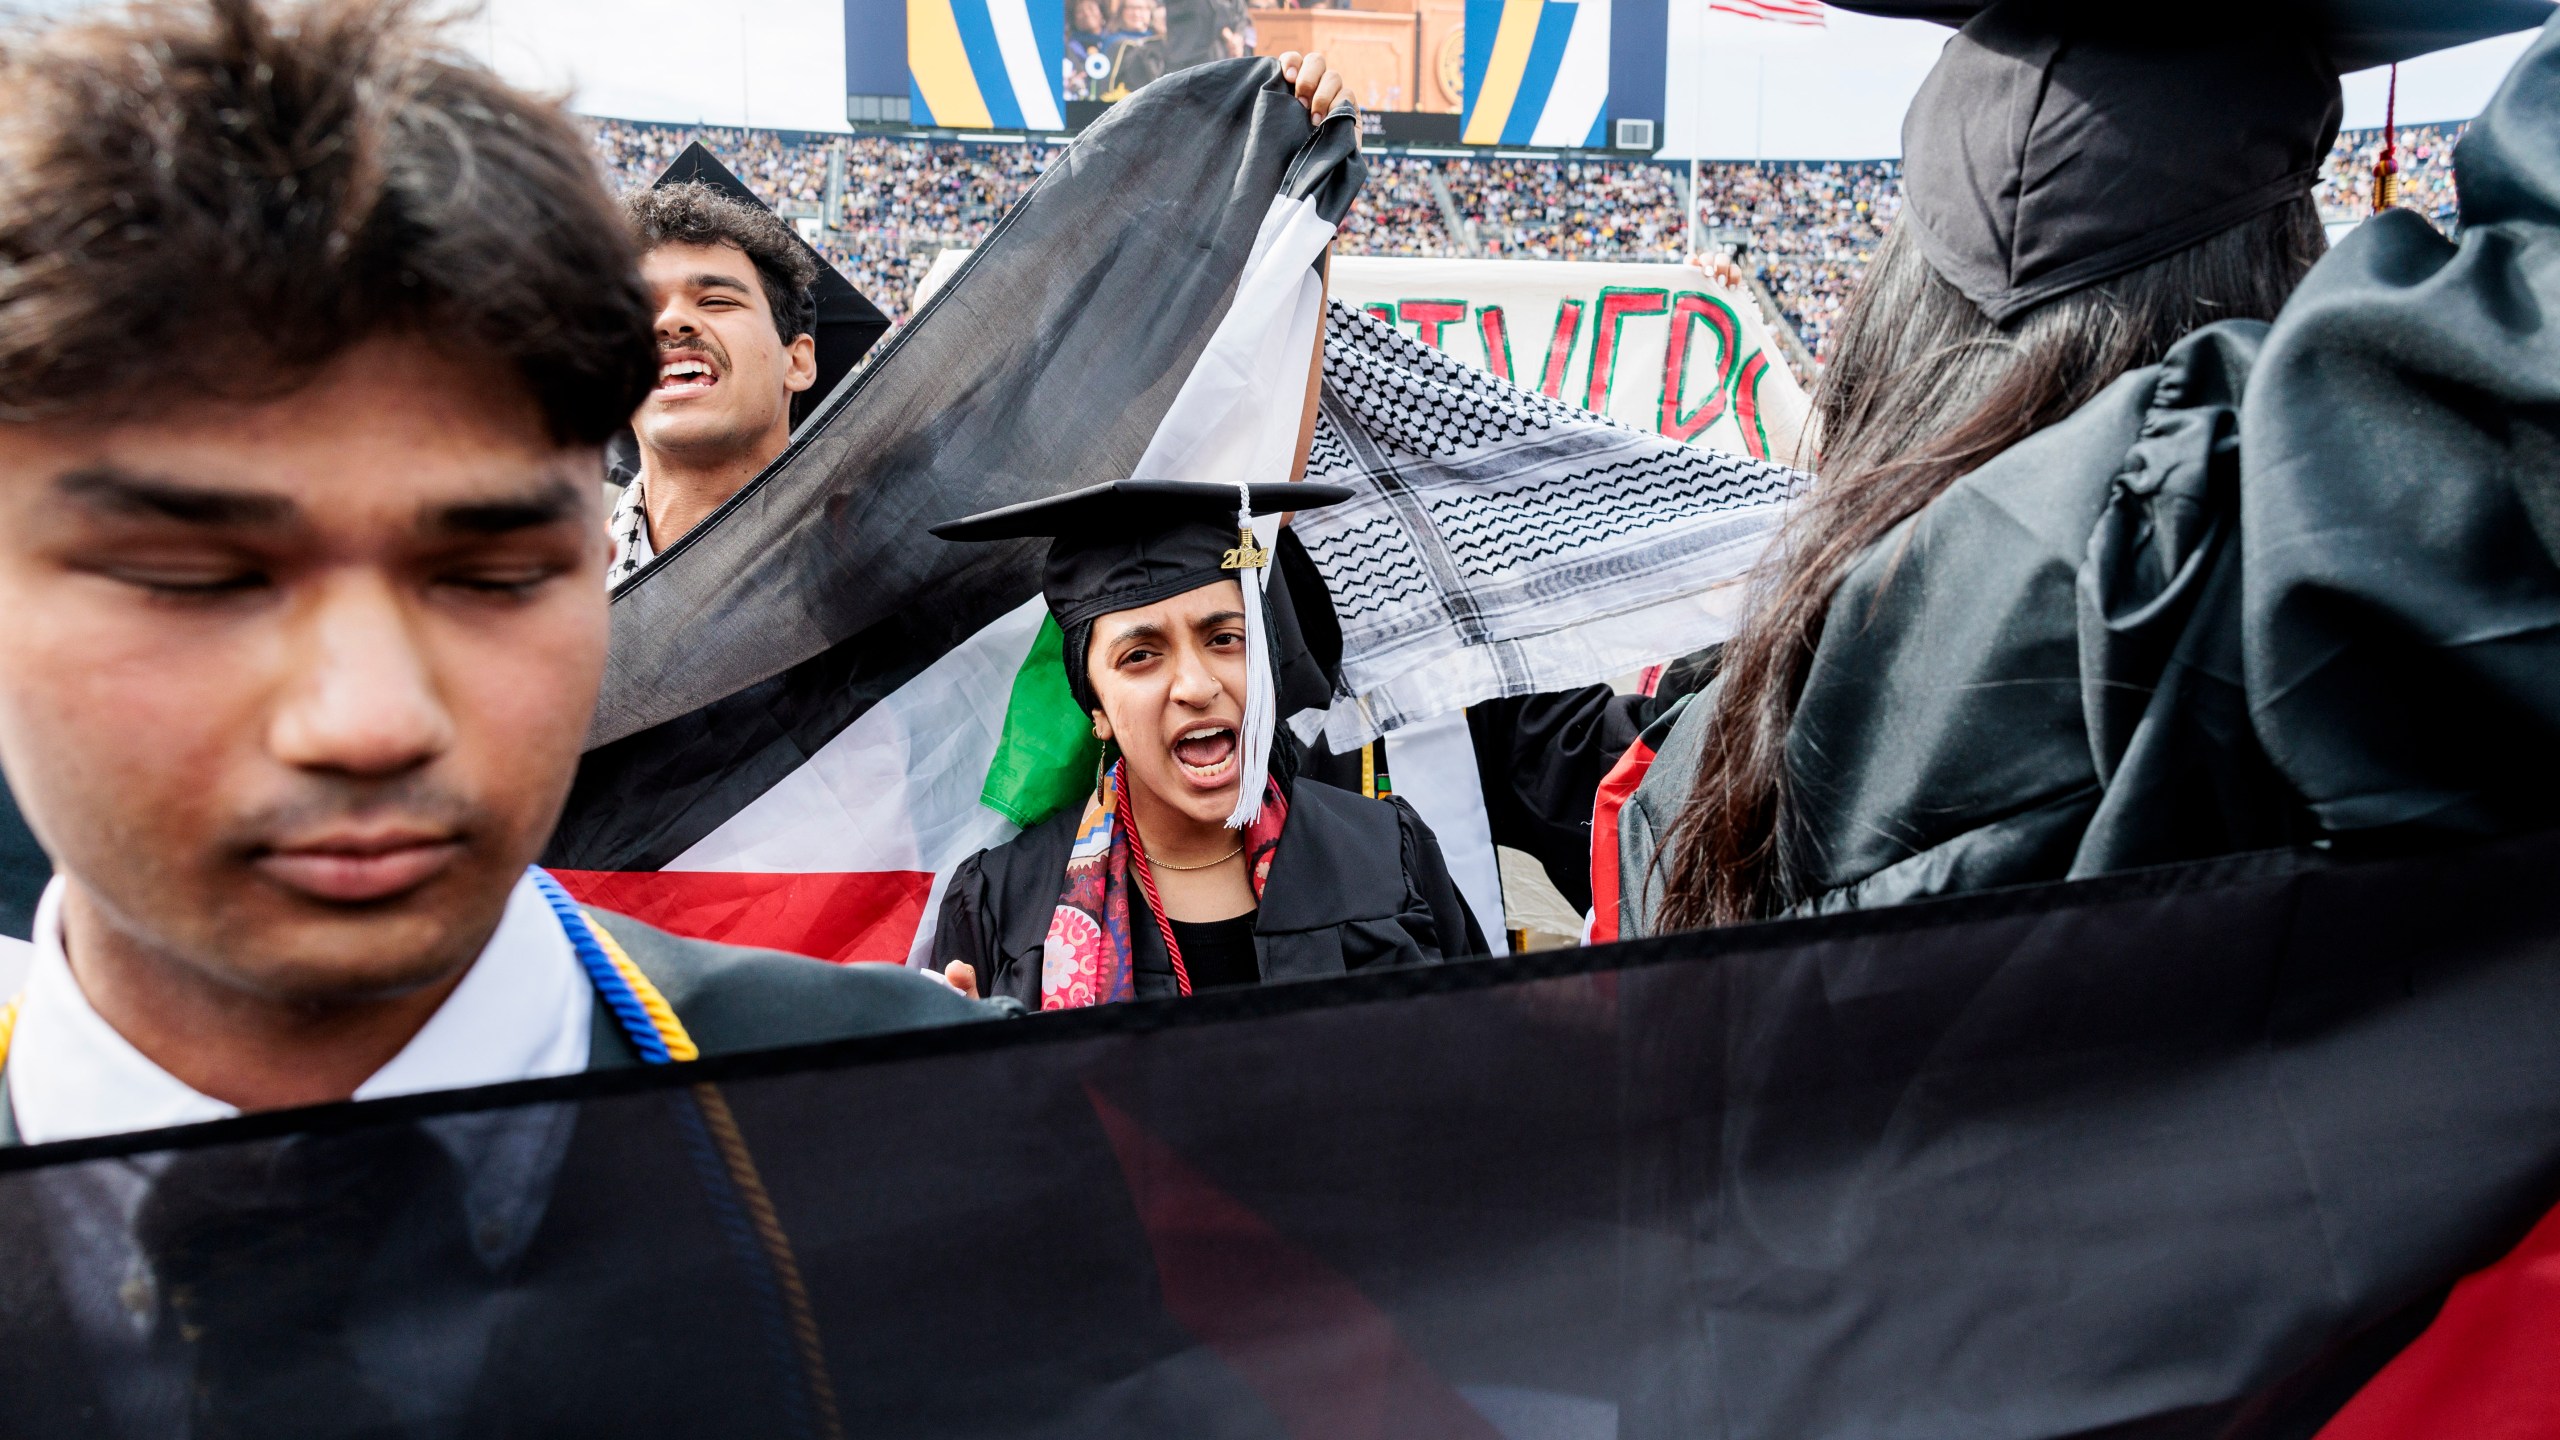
[1065,0,1112,100]
[1100,0,1170,96]
[2316,121,2463,230]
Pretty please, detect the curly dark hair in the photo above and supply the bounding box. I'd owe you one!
[623,181,821,345]
[0,0,659,446]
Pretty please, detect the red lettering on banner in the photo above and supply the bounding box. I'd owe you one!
[1733,350,1773,459]
[1539,299,1586,400]
[1660,292,1742,442]
[1586,287,1669,414]
[1396,298,1467,350]
[1363,301,1395,328]
[1476,307,1515,383]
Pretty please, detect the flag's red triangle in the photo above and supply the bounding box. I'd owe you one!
[1086,1085,1506,1440]
[2319,1197,2560,1439]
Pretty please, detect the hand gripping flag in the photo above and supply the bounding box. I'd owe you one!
[543,60,1366,964]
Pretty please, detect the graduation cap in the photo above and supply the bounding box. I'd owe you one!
[654,141,892,425]
[935,479,1355,827]
[1827,0,2555,322]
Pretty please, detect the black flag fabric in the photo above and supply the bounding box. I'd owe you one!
[5,830,2560,1435]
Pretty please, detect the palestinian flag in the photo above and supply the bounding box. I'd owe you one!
[19,823,2560,1437]
[542,61,1366,963]
[547,62,1807,967]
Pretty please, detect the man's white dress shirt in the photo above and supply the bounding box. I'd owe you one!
[10,870,593,1144]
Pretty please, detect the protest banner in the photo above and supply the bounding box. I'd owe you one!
[1327,255,1813,462]
[915,251,1815,463]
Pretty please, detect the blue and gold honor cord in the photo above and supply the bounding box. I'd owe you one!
[529,867,846,1440]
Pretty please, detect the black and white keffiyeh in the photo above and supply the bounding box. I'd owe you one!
[1294,300,1803,747]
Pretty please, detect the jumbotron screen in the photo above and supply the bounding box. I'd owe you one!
[844,0,1668,148]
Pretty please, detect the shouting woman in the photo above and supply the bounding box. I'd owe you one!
[930,480,1483,1007]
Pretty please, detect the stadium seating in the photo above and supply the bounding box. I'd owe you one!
[589,114,2464,378]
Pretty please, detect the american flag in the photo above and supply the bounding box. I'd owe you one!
[1711,0,1825,23]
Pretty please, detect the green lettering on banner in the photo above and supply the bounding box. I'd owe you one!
[1734,351,1774,461]
[1476,306,1516,384]
[1585,287,1670,416]
[1658,291,1744,443]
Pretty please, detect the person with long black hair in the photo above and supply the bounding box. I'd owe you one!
[1620,0,2553,935]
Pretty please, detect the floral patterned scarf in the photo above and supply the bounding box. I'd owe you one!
[1041,759,1288,1009]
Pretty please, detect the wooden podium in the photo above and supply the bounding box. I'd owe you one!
[1351,0,1462,113]
[1251,0,1460,115]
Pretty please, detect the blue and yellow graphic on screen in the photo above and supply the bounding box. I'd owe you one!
[909,0,1066,130]
[1461,0,1611,148]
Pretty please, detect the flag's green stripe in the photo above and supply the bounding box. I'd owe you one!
[980,615,1102,828]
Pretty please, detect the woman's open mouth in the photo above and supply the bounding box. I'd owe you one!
[1170,723,1238,787]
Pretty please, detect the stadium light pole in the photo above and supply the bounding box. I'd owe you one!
[1687,157,1700,256]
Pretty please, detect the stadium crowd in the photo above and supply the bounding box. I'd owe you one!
[586,114,2463,360]
[1333,152,1456,257]
[2315,120,2465,227]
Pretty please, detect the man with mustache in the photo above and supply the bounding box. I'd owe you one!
[0,0,998,1146]
[610,181,821,586]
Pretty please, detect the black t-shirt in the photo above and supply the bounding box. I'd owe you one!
[1166,912,1260,992]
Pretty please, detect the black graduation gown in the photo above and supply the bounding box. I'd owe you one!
[1631,20,2560,921]
[933,778,1485,1004]
[1303,651,1718,916]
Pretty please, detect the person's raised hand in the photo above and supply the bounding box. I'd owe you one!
[1688,251,1749,292]
[1276,51,1350,124]
[942,960,981,999]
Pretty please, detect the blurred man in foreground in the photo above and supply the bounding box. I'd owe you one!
[0,0,996,1147]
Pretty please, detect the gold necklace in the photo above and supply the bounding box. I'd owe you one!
[1148,841,1244,871]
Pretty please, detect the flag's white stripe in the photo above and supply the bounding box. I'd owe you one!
[1528,0,1612,149]
[986,0,1066,132]
[668,596,1046,878]
[1380,710,1511,955]
[1130,194,1336,490]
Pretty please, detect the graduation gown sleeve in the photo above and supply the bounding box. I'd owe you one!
[1624,320,2304,928]
[1246,781,1486,977]
[1461,652,1718,915]
[2234,39,2560,843]
[930,806,1080,1008]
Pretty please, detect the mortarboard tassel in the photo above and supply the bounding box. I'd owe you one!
[2372,64,2401,212]
[1224,480,1279,829]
